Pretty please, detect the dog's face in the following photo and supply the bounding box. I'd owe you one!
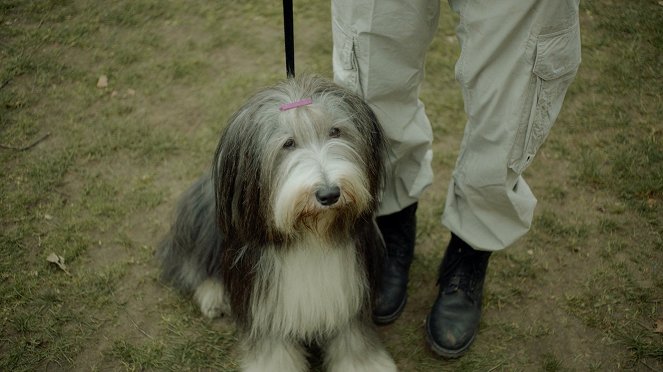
[214,75,385,243]
[267,91,377,236]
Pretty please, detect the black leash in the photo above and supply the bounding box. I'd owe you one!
[283,0,295,78]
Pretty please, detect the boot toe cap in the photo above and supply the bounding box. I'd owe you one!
[425,292,481,358]
[373,285,407,325]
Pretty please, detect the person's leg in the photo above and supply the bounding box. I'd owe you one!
[331,0,439,216]
[428,0,581,358]
[331,0,440,323]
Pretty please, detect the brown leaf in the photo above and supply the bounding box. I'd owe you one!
[46,253,71,275]
[655,318,663,334]
[97,75,108,88]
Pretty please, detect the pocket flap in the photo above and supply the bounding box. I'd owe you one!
[533,22,581,81]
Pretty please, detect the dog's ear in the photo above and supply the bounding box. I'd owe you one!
[357,99,386,198]
[213,106,271,244]
[339,88,387,202]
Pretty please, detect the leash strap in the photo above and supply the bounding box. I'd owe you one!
[283,0,295,78]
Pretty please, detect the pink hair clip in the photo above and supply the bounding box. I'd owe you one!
[279,98,313,111]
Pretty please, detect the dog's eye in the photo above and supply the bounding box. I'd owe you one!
[283,138,296,149]
[329,127,341,138]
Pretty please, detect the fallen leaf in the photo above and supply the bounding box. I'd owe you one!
[655,318,663,334]
[647,197,656,208]
[46,253,71,275]
[97,75,108,88]
[127,88,136,96]
[46,252,61,264]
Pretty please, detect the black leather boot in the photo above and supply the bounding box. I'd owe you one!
[373,203,417,325]
[425,233,491,358]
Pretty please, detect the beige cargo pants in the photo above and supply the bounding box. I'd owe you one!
[332,0,581,251]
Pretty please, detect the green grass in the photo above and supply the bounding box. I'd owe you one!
[1,0,662,370]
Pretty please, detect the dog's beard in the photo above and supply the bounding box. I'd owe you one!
[271,155,372,239]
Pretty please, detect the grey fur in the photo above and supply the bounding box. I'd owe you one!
[157,175,222,293]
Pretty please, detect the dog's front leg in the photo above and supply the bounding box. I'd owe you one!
[194,278,230,319]
[241,336,308,372]
[324,320,397,372]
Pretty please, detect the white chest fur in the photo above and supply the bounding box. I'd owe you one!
[249,236,368,341]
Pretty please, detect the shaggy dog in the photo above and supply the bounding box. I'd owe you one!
[158,75,397,371]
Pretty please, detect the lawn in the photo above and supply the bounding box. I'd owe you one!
[1,0,661,370]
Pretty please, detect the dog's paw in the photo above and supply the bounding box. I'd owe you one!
[328,353,398,372]
[194,278,231,319]
[325,321,398,372]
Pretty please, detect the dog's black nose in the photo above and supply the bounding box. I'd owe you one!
[316,186,341,206]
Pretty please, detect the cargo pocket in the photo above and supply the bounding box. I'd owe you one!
[332,19,363,96]
[509,21,581,175]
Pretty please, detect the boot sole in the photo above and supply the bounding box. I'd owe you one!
[372,295,407,325]
[424,313,475,359]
